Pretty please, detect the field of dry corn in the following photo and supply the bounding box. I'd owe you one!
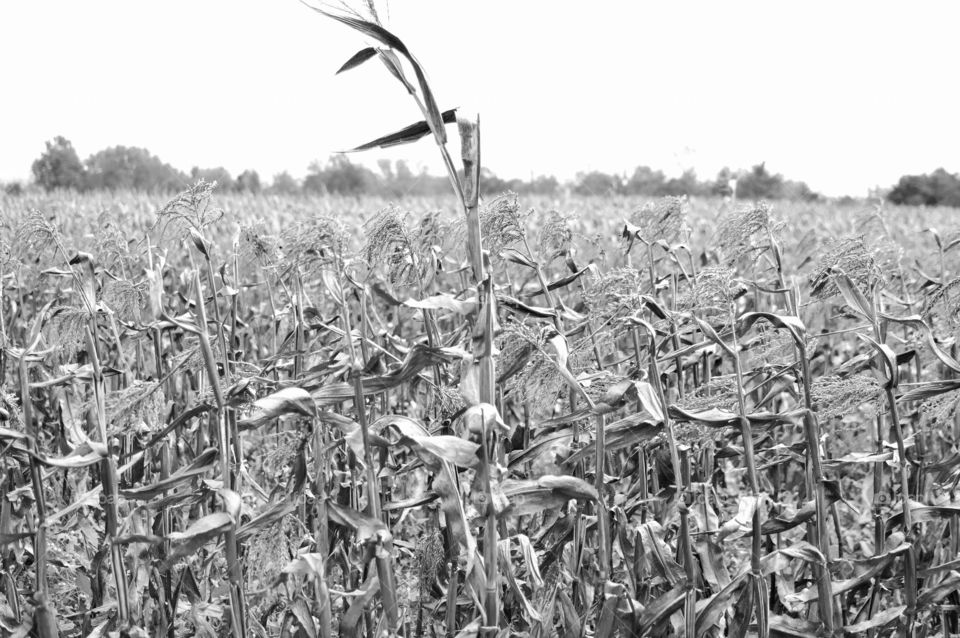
[4,186,960,638]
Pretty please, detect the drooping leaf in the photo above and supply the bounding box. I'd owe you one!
[238,387,317,430]
[501,475,597,517]
[636,584,685,635]
[899,379,960,403]
[856,333,900,389]
[917,571,960,606]
[522,266,590,298]
[163,512,234,567]
[280,553,326,581]
[33,440,108,468]
[786,543,909,603]
[403,293,477,315]
[695,571,748,637]
[327,501,391,545]
[768,613,820,637]
[305,5,448,143]
[236,499,298,543]
[832,271,876,322]
[564,413,661,465]
[739,311,806,349]
[119,447,218,501]
[407,434,479,469]
[693,315,735,358]
[886,503,960,529]
[842,605,905,634]
[348,109,458,152]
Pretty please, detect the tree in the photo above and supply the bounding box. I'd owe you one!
[525,174,559,196]
[625,166,667,195]
[268,171,300,195]
[736,163,782,200]
[32,136,87,191]
[86,146,186,191]
[303,156,376,195]
[661,169,708,197]
[887,168,960,207]
[191,166,235,191]
[235,170,261,193]
[711,167,737,197]
[573,170,623,196]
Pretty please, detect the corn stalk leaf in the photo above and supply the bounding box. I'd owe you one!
[856,333,899,389]
[163,512,234,568]
[636,584,685,635]
[306,5,448,140]
[695,571,749,637]
[768,613,820,637]
[238,387,317,430]
[832,271,876,322]
[501,475,597,517]
[336,46,377,74]
[739,311,806,349]
[842,605,905,634]
[786,543,910,603]
[347,109,457,152]
[119,447,218,501]
[898,379,960,403]
[327,500,391,546]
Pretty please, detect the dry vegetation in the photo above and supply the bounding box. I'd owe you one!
[3,186,960,638]
[5,6,960,638]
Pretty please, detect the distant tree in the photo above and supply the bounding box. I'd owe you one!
[303,156,375,195]
[780,179,820,202]
[32,136,87,191]
[268,171,300,195]
[573,170,623,196]
[711,167,737,197]
[887,168,960,207]
[190,166,235,191]
[525,174,559,196]
[480,168,513,196]
[235,169,261,193]
[737,163,785,200]
[86,146,186,191]
[661,169,708,197]
[625,165,667,195]
[4,182,24,196]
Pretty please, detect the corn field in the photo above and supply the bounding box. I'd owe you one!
[5,7,960,638]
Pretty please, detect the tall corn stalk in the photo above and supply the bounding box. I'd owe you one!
[192,271,246,638]
[306,5,504,630]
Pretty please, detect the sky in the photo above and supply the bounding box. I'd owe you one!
[1,1,959,197]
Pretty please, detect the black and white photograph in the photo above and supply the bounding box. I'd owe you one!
[1,2,959,636]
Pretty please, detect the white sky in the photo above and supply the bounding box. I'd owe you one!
[1,1,958,197]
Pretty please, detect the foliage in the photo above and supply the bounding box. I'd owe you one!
[86,145,187,191]
[303,154,377,195]
[887,167,960,207]
[267,170,300,195]
[190,165,235,191]
[1,186,959,637]
[737,162,819,202]
[31,135,86,191]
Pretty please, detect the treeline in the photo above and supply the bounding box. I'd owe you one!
[13,136,822,201]
[887,168,960,207]
[10,135,960,206]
